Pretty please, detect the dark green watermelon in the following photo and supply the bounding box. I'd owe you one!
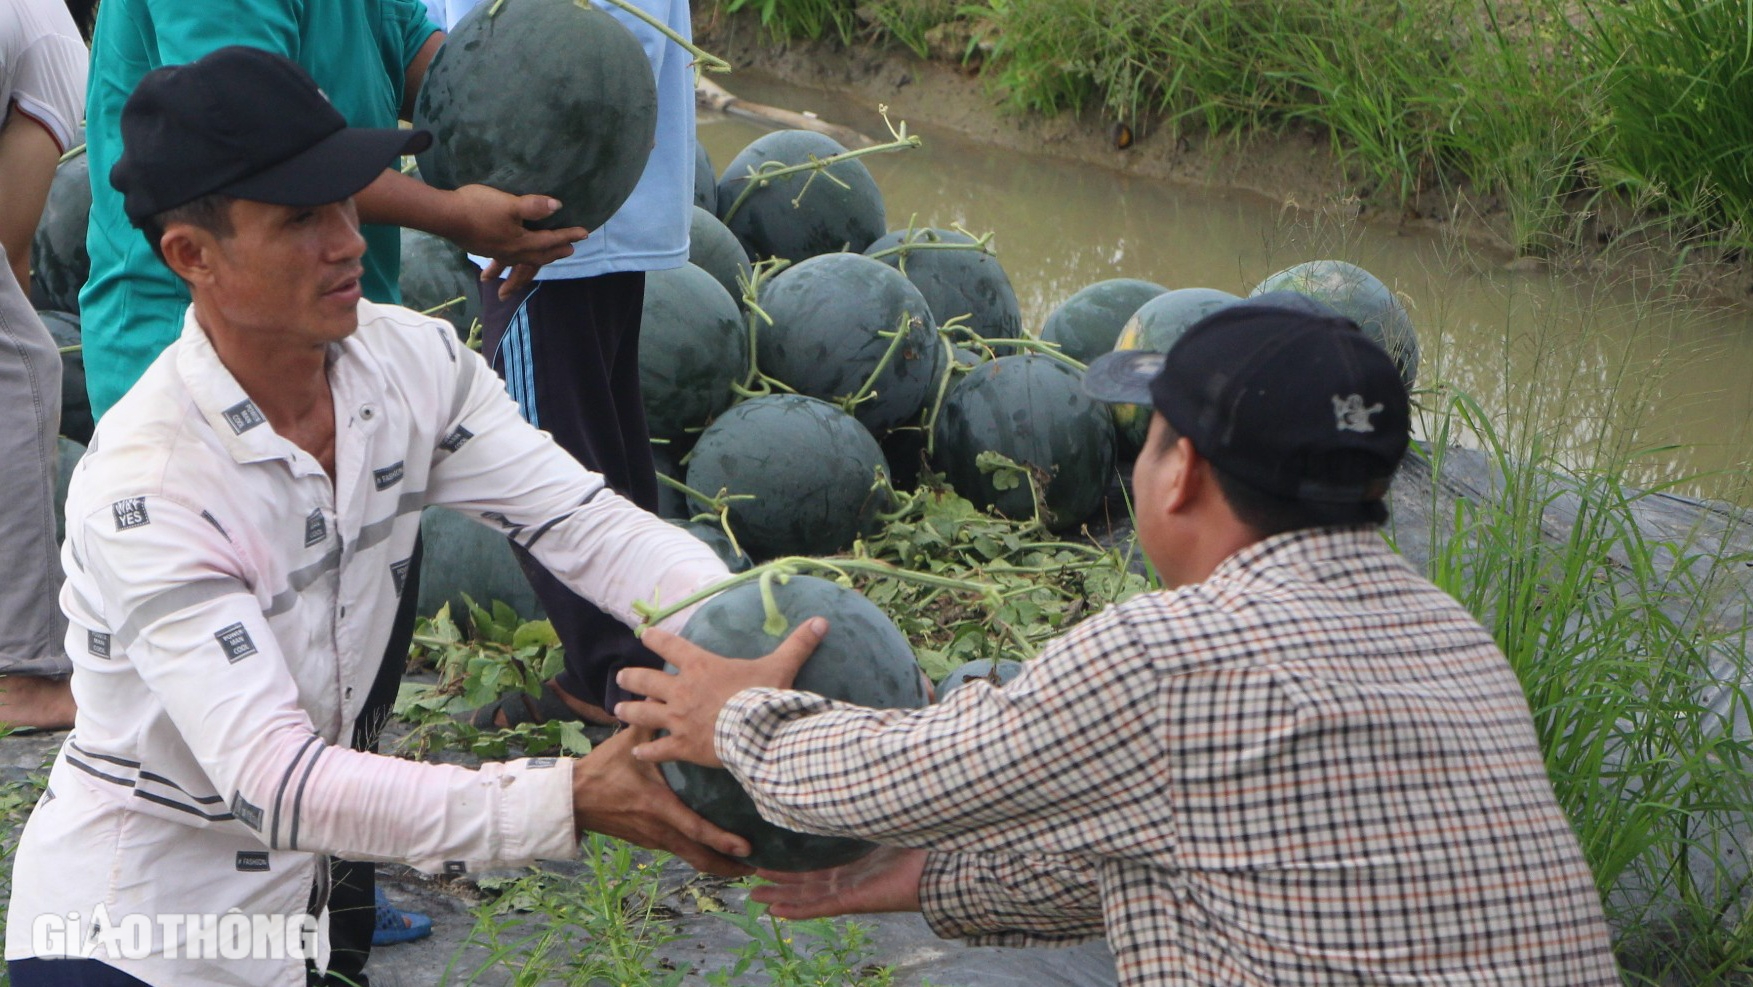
[715,131,885,263]
[638,263,746,444]
[931,355,1116,530]
[694,141,717,213]
[1039,278,1168,364]
[936,658,1023,699]
[398,227,481,337]
[864,228,1021,342]
[668,519,751,573]
[684,395,891,559]
[40,310,90,445]
[756,252,945,435]
[1109,287,1240,452]
[662,574,928,870]
[417,506,545,620]
[29,150,91,314]
[413,0,657,232]
[688,206,752,304]
[1251,260,1419,386]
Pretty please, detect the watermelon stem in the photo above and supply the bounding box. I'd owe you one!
[632,556,1000,632]
[732,259,789,396]
[653,473,756,560]
[836,312,917,415]
[920,332,960,458]
[572,0,731,76]
[719,128,923,224]
[420,296,467,318]
[965,335,1086,370]
[863,227,998,267]
[757,568,790,637]
[487,0,729,76]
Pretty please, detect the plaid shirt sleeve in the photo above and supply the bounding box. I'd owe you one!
[715,606,1164,940]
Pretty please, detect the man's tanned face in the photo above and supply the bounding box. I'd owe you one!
[166,197,367,348]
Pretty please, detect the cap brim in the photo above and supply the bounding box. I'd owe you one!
[1082,350,1168,404]
[223,127,431,207]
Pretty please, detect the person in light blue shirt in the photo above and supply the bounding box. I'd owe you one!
[439,0,699,733]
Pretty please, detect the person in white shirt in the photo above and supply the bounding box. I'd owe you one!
[4,46,749,987]
[0,0,90,731]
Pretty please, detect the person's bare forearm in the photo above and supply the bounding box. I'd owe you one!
[354,168,463,238]
[352,170,584,294]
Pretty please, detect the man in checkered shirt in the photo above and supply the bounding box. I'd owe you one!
[618,298,1623,985]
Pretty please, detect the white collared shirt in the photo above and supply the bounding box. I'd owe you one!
[5,301,728,986]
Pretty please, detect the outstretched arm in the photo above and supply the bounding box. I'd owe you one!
[618,606,1167,858]
[71,494,747,877]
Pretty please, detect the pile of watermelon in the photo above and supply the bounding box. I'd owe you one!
[615,132,1421,569]
[627,129,1128,568]
[388,102,1422,628]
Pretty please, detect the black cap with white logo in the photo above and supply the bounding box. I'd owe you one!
[1083,292,1410,505]
[111,46,431,227]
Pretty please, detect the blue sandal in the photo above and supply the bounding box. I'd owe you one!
[371,887,432,947]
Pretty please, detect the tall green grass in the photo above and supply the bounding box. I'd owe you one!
[706,0,1753,259]
[1375,247,1753,980]
[1569,0,1753,250]
[1406,394,1753,982]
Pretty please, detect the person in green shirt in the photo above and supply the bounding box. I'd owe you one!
[77,4,590,984]
[79,0,587,419]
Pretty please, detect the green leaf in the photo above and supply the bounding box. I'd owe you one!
[512,619,560,650]
[555,720,593,757]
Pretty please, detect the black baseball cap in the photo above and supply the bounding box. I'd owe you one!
[1084,292,1410,506]
[111,46,431,227]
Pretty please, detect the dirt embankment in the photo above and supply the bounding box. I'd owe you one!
[696,11,1753,306]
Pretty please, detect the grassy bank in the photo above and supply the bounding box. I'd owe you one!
[704,0,1753,264]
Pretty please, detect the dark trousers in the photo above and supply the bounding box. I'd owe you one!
[317,536,424,987]
[7,959,152,986]
[479,272,661,711]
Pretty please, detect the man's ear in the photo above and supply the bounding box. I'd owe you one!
[159,225,218,287]
[1160,436,1203,514]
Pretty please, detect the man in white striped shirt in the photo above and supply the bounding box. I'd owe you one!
[5,46,746,987]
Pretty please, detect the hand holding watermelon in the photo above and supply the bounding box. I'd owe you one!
[429,184,588,297]
[568,723,754,877]
[616,618,829,768]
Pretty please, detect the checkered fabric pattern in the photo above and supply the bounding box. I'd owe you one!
[717,526,1621,985]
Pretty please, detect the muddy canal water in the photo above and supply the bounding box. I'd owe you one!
[699,73,1753,506]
